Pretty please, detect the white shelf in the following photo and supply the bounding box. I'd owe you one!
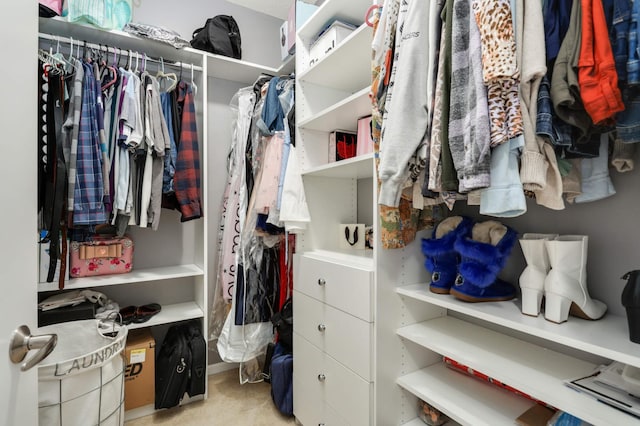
[398,364,534,426]
[205,53,279,84]
[39,17,204,65]
[302,152,374,178]
[127,301,203,330]
[38,264,204,292]
[277,54,296,76]
[298,87,371,132]
[396,317,636,426]
[302,249,374,271]
[39,17,281,84]
[397,284,640,369]
[298,0,371,39]
[298,24,372,92]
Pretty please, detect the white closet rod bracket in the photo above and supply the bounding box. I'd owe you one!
[38,32,204,73]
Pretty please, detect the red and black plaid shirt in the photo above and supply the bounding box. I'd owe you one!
[174,81,203,221]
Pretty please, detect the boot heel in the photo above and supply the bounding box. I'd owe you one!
[545,293,572,323]
[521,288,543,316]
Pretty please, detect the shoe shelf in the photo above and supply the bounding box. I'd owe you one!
[396,316,636,426]
[397,363,532,426]
[298,87,371,132]
[38,264,204,292]
[397,283,640,369]
[297,24,372,92]
[126,301,203,331]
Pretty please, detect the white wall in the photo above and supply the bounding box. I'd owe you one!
[132,0,284,67]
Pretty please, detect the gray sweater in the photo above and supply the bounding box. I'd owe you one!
[378,0,434,207]
[448,0,491,193]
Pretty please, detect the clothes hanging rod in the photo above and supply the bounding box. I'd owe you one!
[38,32,204,72]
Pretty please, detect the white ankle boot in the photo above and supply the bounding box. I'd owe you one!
[519,233,558,316]
[543,235,607,323]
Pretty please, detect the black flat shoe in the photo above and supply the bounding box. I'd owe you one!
[119,305,137,325]
[133,303,162,323]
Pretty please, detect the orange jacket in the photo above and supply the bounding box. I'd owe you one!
[579,0,625,125]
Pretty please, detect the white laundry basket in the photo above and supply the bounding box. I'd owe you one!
[37,319,128,426]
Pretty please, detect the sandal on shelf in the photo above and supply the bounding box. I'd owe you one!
[119,305,138,325]
[133,303,162,323]
[118,303,162,325]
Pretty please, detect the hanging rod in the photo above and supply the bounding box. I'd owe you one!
[38,32,204,72]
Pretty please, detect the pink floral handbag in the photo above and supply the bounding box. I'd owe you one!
[69,236,134,278]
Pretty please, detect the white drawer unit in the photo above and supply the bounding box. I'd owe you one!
[294,290,373,381]
[294,333,372,426]
[294,253,374,322]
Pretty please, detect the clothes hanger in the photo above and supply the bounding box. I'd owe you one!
[68,37,74,63]
[156,57,178,92]
[101,46,118,91]
[190,63,197,96]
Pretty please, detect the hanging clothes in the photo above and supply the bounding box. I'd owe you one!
[169,81,203,222]
[73,62,107,226]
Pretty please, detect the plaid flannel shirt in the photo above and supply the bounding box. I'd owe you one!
[174,81,203,221]
[73,63,107,225]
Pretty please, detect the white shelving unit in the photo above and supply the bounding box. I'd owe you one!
[293,0,377,424]
[293,1,640,426]
[37,15,286,421]
[398,284,640,368]
[297,23,372,90]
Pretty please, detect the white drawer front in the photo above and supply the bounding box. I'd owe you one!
[294,333,372,426]
[295,254,373,322]
[294,290,373,381]
[294,373,349,426]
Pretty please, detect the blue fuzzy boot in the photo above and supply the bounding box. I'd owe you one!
[451,220,518,302]
[421,216,474,294]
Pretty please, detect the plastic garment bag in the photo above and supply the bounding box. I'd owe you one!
[210,88,256,340]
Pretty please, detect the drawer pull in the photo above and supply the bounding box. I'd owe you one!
[317,373,326,382]
[317,278,326,286]
[317,324,326,332]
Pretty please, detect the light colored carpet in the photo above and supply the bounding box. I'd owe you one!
[126,368,296,426]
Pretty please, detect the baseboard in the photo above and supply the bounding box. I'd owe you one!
[207,361,239,376]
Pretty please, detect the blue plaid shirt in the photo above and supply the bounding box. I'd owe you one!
[73,63,107,225]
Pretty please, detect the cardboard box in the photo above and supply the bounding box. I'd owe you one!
[309,20,356,67]
[124,328,156,410]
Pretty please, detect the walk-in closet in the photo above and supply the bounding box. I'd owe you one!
[3,0,640,425]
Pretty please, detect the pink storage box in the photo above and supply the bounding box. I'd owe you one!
[356,115,374,156]
[69,236,134,278]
